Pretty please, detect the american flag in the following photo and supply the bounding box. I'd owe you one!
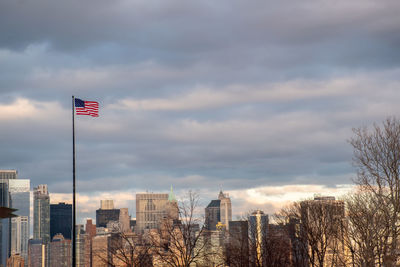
[75,98,99,117]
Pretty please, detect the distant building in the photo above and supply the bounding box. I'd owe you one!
[0,170,19,266]
[33,185,50,244]
[91,235,108,267]
[28,239,47,267]
[205,190,232,231]
[85,219,96,239]
[119,208,130,233]
[300,196,346,267]
[130,219,136,232]
[84,219,96,267]
[165,186,179,221]
[100,200,114,210]
[49,234,71,267]
[228,221,249,267]
[75,225,86,267]
[50,203,72,240]
[249,210,268,265]
[9,179,30,263]
[96,200,120,228]
[7,253,25,267]
[196,229,227,267]
[219,190,232,229]
[96,210,120,228]
[0,170,17,180]
[205,200,220,230]
[136,193,169,232]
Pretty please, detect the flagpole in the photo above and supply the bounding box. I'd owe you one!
[72,96,76,267]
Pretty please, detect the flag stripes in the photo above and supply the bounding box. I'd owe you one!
[75,99,99,117]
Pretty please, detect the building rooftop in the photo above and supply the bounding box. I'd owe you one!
[207,200,221,208]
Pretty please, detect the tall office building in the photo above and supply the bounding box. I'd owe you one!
[100,200,114,210]
[205,190,232,230]
[228,221,249,266]
[9,179,30,263]
[165,186,179,220]
[300,196,346,267]
[249,210,268,265]
[95,200,120,228]
[0,171,11,267]
[136,193,169,232]
[33,185,50,244]
[75,225,87,267]
[205,200,220,230]
[0,170,17,180]
[49,234,71,267]
[218,190,232,229]
[28,239,47,267]
[119,208,130,233]
[50,203,72,240]
[7,254,25,267]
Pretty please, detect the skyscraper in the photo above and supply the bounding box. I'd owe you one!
[119,208,130,233]
[100,200,114,210]
[166,186,179,220]
[300,196,346,266]
[0,171,11,267]
[95,200,120,228]
[49,234,71,267]
[205,200,220,230]
[249,210,268,265]
[34,185,50,244]
[0,170,17,180]
[136,193,168,232]
[50,203,72,240]
[9,179,30,263]
[28,239,47,267]
[205,190,232,230]
[218,190,232,229]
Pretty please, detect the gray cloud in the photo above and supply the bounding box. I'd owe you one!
[1,0,400,218]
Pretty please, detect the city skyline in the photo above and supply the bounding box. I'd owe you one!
[2,1,400,222]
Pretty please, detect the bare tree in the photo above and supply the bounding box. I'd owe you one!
[263,224,293,267]
[92,229,153,267]
[343,189,388,267]
[350,117,400,265]
[277,199,346,267]
[150,191,207,267]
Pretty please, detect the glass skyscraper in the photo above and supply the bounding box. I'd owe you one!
[9,179,30,263]
[0,170,17,267]
[0,176,10,267]
[34,185,50,244]
[50,203,72,240]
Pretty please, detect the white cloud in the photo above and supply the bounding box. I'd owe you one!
[0,98,66,121]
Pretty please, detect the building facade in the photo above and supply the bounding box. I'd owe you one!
[33,185,50,244]
[0,176,10,267]
[205,200,220,230]
[119,208,130,233]
[96,209,120,228]
[136,193,168,232]
[28,239,47,267]
[9,179,30,263]
[0,170,17,266]
[249,210,268,265]
[0,170,17,180]
[218,190,232,229]
[49,234,71,267]
[100,200,114,210]
[50,203,72,240]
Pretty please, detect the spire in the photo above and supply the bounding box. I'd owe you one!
[168,185,176,202]
[218,189,225,200]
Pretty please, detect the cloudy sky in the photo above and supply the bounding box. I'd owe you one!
[2,0,400,223]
